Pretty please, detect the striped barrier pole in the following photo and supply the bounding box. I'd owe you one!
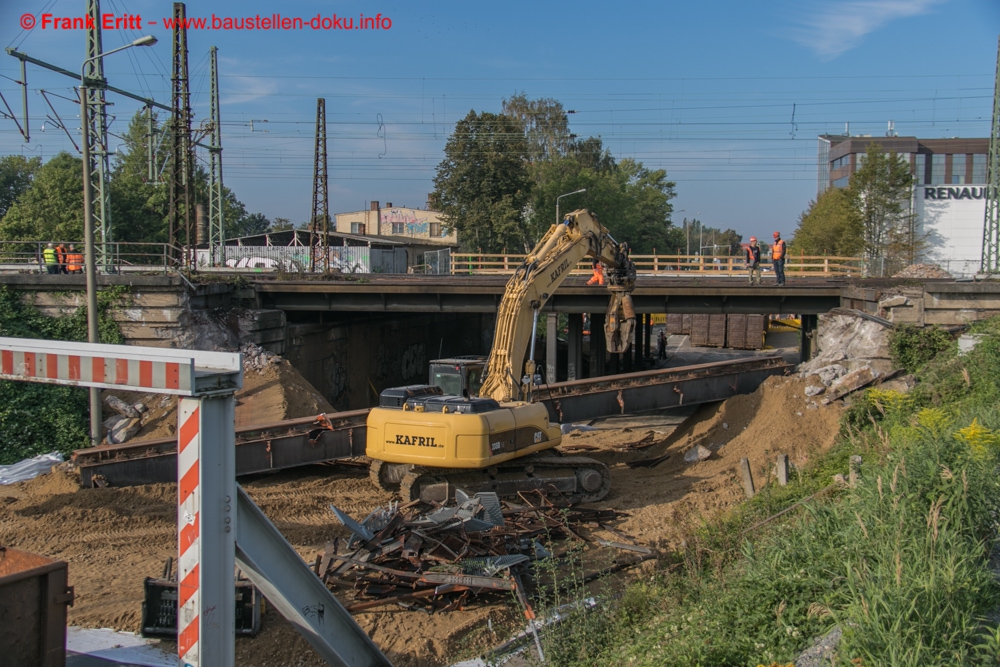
[177,394,237,667]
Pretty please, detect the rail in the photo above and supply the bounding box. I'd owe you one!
[450,252,864,277]
[0,240,180,274]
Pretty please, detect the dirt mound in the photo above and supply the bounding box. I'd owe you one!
[106,358,334,443]
[565,374,843,547]
[892,263,953,279]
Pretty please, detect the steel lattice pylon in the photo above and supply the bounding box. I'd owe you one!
[309,98,330,272]
[982,36,1000,273]
[208,46,225,266]
[168,2,194,268]
[85,0,112,270]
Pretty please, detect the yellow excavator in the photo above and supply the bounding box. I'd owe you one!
[366,209,636,503]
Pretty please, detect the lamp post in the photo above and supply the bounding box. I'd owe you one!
[556,188,587,225]
[81,35,158,445]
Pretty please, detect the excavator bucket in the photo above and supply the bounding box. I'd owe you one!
[604,290,636,354]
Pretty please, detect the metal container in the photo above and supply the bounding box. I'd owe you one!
[0,546,74,667]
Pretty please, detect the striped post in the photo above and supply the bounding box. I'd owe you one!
[177,394,237,667]
[177,399,202,665]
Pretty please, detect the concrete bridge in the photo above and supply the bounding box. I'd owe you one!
[2,273,997,409]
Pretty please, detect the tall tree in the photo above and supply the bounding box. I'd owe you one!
[502,93,572,162]
[0,152,84,241]
[791,186,863,256]
[432,110,532,252]
[0,155,41,220]
[847,143,914,274]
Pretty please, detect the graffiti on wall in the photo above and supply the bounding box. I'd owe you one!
[214,246,371,273]
[400,342,427,381]
[380,208,430,236]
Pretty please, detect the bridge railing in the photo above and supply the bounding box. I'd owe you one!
[0,241,179,274]
[449,253,864,277]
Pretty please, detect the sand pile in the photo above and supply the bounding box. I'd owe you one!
[104,357,334,443]
[566,374,844,547]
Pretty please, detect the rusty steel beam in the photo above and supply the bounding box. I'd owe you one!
[538,356,790,424]
[74,410,369,487]
[74,358,788,488]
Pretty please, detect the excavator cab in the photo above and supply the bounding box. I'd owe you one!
[428,356,486,397]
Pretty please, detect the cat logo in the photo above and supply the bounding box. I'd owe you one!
[533,431,543,444]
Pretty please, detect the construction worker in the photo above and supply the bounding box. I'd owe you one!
[745,236,762,286]
[42,243,58,274]
[66,244,83,274]
[771,231,787,286]
[586,259,605,286]
[55,242,68,274]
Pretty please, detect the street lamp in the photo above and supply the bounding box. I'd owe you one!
[80,34,157,445]
[556,188,587,225]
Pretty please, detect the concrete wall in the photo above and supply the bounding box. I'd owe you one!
[283,313,488,410]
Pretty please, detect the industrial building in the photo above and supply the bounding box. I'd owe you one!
[334,201,458,245]
[817,134,990,276]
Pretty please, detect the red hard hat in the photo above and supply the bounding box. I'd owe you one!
[773,231,780,238]
[749,236,757,242]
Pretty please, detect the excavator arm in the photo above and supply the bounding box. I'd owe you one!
[478,209,636,403]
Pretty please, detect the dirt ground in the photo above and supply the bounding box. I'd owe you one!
[0,372,842,666]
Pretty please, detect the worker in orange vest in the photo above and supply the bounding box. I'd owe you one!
[586,259,604,286]
[66,244,83,274]
[55,242,68,274]
[771,231,787,286]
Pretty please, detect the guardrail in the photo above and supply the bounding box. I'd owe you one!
[449,253,865,277]
[0,241,179,274]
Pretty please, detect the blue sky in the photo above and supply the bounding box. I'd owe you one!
[1,0,997,242]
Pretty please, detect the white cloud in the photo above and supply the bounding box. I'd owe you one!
[787,0,945,60]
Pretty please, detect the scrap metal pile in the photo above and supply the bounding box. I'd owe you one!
[316,491,645,614]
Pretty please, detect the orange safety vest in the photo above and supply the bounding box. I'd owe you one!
[772,239,786,260]
[67,253,83,272]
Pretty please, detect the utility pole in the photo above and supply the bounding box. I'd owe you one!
[168,2,194,268]
[84,0,112,271]
[983,35,1000,274]
[208,46,225,266]
[309,98,330,272]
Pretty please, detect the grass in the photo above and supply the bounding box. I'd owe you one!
[512,317,1000,667]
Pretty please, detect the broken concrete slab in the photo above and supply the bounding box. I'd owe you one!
[107,417,141,445]
[684,445,712,463]
[823,366,877,404]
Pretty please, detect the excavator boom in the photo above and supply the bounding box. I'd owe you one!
[478,209,636,402]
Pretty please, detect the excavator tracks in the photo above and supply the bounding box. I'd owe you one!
[396,452,611,505]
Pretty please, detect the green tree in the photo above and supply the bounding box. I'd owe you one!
[110,110,170,243]
[847,143,915,274]
[791,186,863,256]
[0,152,84,241]
[269,216,294,232]
[502,93,572,162]
[432,110,532,252]
[0,155,41,220]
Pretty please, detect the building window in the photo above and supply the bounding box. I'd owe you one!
[973,154,987,183]
[913,154,926,185]
[833,175,849,189]
[351,223,366,235]
[429,222,442,237]
[392,222,405,234]
[831,155,850,170]
[930,154,946,185]
[951,155,967,184]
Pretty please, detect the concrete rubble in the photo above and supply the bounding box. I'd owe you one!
[240,341,278,373]
[683,445,713,463]
[892,263,953,279]
[798,312,895,394]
